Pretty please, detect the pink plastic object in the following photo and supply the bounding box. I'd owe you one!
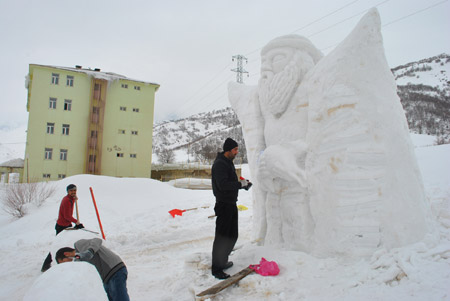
[249,257,280,276]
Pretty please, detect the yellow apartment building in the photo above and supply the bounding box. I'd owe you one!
[23,64,159,182]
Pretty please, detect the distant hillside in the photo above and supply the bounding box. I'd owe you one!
[392,53,450,144]
[152,107,246,164]
[153,53,450,164]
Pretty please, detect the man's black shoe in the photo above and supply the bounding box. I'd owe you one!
[212,270,230,280]
[224,261,233,270]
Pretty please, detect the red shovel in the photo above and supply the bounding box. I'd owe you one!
[168,206,209,218]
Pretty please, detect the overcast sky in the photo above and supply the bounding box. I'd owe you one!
[0,0,449,129]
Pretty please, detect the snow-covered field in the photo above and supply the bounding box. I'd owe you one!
[0,134,448,300]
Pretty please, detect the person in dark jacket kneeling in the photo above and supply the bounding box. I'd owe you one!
[211,137,252,279]
[56,238,130,301]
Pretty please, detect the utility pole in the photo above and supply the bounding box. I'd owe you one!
[231,55,249,84]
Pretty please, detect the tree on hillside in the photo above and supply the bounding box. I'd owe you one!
[158,147,175,164]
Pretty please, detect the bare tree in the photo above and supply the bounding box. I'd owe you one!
[2,182,56,218]
[158,147,176,164]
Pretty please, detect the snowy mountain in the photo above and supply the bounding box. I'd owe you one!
[152,107,247,164]
[393,53,450,143]
[152,53,450,164]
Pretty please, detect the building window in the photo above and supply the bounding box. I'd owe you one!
[49,97,57,109]
[46,122,55,134]
[44,148,53,160]
[134,86,140,90]
[43,174,51,179]
[62,124,70,135]
[64,99,72,111]
[51,73,59,85]
[131,130,138,135]
[66,75,74,87]
[91,130,98,138]
[60,149,68,161]
[117,153,124,158]
[118,129,125,134]
[121,84,128,88]
[120,106,126,111]
[92,106,100,123]
[58,174,66,179]
[130,154,137,158]
[133,108,139,112]
[94,83,101,100]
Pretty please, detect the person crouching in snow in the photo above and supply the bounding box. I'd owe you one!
[56,238,130,301]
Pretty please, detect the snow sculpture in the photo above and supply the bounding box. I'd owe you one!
[229,8,434,257]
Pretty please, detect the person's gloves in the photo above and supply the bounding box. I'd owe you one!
[74,223,84,229]
[244,181,253,191]
[239,178,249,189]
[75,249,94,261]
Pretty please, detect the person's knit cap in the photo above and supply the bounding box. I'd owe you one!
[67,184,77,192]
[223,138,238,152]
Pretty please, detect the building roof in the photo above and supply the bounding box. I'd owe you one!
[0,158,24,168]
[30,64,160,90]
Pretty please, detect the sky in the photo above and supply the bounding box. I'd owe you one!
[0,0,449,129]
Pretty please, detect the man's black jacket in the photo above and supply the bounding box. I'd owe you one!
[211,152,242,204]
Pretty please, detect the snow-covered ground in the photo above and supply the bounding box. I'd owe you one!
[0,134,448,300]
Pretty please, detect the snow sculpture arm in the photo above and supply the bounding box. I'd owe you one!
[257,140,308,190]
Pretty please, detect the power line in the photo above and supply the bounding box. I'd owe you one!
[319,0,449,51]
[172,62,233,118]
[173,1,374,118]
[181,74,234,116]
[244,0,365,56]
[307,0,391,38]
[290,0,362,34]
[182,1,375,117]
[383,0,448,27]
[171,0,447,118]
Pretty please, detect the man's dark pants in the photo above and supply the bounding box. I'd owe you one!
[212,201,238,273]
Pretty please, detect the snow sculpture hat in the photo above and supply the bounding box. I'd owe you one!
[261,34,323,64]
[223,138,238,152]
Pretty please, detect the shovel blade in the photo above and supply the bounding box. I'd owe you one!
[169,209,186,218]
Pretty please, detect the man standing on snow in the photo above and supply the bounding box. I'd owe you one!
[211,138,252,279]
[41,184,84,272]
[56,238,130,301]
[55,184,84,233]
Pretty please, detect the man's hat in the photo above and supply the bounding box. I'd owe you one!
[66,184,77,192]
[223,138,238,152]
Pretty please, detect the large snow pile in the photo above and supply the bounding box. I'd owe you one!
[0,134,448,300]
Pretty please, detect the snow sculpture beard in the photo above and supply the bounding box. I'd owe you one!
[259,62,299,118]
[258,52,313,118]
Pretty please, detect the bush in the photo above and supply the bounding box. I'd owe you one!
[2,182,56,218]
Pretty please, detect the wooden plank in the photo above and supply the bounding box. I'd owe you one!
[196,267,254,297]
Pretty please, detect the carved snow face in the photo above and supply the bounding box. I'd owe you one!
[259,48,314,118]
